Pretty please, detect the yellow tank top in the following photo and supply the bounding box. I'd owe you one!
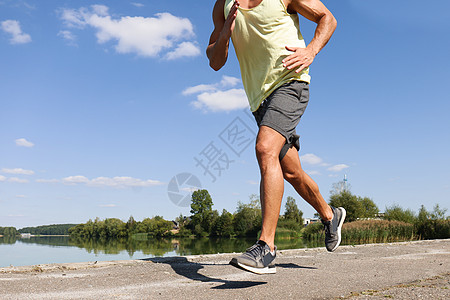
[224,0,311,111]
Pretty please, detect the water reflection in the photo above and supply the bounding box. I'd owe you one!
[0,235,322,258]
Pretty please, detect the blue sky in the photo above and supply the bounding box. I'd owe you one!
[1,0,449,228]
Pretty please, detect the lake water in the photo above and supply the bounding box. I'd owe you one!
[0,236,322,268]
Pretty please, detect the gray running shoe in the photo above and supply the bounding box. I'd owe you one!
[229,240,276,274]
[322,206,346,252]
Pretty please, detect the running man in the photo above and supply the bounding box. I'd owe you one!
[207,0,346,274]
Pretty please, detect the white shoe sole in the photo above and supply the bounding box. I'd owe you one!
[330,207,346,252]
[236,262,276,274]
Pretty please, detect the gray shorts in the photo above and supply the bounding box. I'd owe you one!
[252,80,309,160]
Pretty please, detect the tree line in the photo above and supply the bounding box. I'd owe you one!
[68,216,174,239]
[0,227,17,236]
[305,188,449,240]
[18,224,78,235]
[68,191,304,239]
[3,184,449,241]
[70,186,449,240]
[0,224,78,236]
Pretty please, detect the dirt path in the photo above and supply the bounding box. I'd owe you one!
[1,239,449,299]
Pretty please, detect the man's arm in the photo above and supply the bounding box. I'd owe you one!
[206,0,240,71]
[282,0,337,73]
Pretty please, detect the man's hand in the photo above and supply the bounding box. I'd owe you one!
[207,0,240,71]
[222,0,240,39]
[282,46,315,73]
[282,0,337,73]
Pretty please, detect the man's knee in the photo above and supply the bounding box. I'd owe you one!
[255,141,279,161]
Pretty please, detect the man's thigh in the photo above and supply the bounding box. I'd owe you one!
[253,80,309,159]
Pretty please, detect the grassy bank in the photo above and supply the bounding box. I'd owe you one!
[303,219,419,244]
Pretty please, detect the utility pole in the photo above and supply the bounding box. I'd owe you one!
[343,174,348,192]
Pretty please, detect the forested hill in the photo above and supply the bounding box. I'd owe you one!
[18,224,78,235]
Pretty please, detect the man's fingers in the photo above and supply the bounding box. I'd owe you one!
[226,1,239,23]
[286,60,302,70]
[295,65,306,73]
[229,1,239,17]
[286,60,305,73]
[282,54,297,66]
[282,46,313,71]
[285,45,298,52]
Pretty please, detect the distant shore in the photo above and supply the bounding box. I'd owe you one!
[20,234,69,237]
[1,234,69,237]
[1,239,448,299]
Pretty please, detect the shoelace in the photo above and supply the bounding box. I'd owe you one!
[245,243,263,258]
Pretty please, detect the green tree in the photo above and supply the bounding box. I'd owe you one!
[104,218,127,238]
[329,190,363,222]
[417,205,429,223]
[359,197,379,218]
[175,214,192,236]
[383,204,416,224]
[148,216,173,237]
[284,196,304,224]
[233,197,262,237]
[248,194,261,210]
[190,189,214,236]
[126,216,137,234]
[415,204,450,239]
[190,189,213,217]
[18,224,77,235]
[212,209,234,237]
[0,227,17,236]
[329,191,380,222]
[430,204,447,220]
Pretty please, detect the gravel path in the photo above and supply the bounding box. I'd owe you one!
[0,239,449,299]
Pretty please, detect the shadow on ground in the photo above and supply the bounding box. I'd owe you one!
[142,257,318,289]
[276,263,318,270]
[143,257,266,289]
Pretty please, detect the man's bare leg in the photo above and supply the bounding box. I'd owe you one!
[281,146,333,221]
[255,126,286,252]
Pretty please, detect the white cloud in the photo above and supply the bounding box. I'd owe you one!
[1,20,31,44]
[59,7,87,28]
[1,168,34,175]
[182,84,217,96]
[194,89,248,112]
[180,187,200,193]
[58,30,77,45]
[184,76,248,112]
[91,4,109,16]
[183,75,241,96]
[15,138,34,147]
[58,6,200,59]
[131,3,145,8]
[62,175,90,185]
[8,177,29,183]
[300,153,323,165]
[220,75,241,87]
[15,195,26,198]
[247,180,259,185]
[0,175,6,182]
[166,41,200,60]
[328,164,350,172]
[300,153,349,174]
[38,175,164,188]
[92,176,163,188]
